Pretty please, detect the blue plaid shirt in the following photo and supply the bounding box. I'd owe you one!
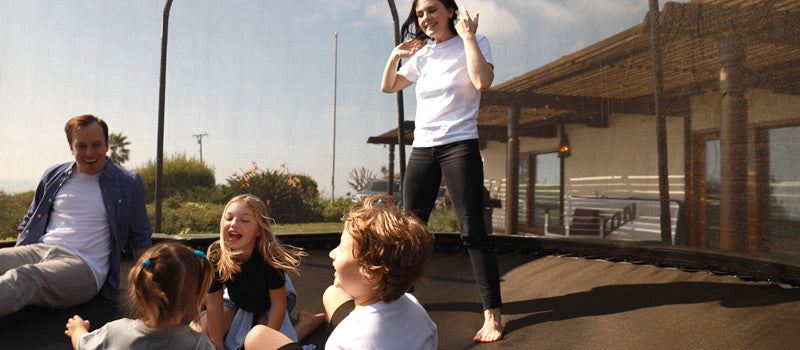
[16,160,153,302]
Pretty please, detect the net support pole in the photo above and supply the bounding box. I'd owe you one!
[387,0,406,201]
[155,0,173,233]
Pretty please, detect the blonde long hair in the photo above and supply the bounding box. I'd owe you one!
[209,194,306,282]
[127,242,214,327]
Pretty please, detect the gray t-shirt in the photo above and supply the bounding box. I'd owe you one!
[77,318,216,350]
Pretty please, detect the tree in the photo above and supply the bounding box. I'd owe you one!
[109,132,130,165]
[347,167,377,191]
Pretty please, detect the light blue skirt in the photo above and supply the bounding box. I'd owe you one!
[222,274,314,350]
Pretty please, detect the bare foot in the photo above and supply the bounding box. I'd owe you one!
[473,308,503,343]
[295,311,326,342]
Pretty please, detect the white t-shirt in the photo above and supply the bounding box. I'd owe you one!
[398,34,493,147]
[326,293,438,350]
[41,170,111,292]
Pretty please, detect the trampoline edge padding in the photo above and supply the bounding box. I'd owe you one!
[484,234,800,287]
[5,232,798,286]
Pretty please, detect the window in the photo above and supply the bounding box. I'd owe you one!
[519,151,561,233]
[766,125,800,255]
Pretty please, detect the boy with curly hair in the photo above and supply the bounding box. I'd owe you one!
[322,194,437,349]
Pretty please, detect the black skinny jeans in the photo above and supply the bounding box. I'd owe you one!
[403,139,502,310]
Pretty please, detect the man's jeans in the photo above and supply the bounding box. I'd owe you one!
[0,244,97,317]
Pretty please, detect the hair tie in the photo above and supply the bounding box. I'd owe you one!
[142,259,151,267]
[194,250,206,259]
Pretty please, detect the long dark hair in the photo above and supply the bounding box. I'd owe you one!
[400,0,459,41]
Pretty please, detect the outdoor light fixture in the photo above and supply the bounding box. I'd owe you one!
[558,124,571,158]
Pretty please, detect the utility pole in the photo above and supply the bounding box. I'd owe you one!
[192,133,208,163]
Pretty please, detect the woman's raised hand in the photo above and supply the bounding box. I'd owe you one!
[393,38,427,59]
[455,7,479,38]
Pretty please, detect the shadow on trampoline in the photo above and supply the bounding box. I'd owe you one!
[426,281,800,333]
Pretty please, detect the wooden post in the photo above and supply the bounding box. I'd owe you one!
[680,111,691,246]
[506,105,520,235]
[718,34,748,251]
[647,0,673,244]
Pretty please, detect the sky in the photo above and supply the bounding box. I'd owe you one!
[0,0,688,198]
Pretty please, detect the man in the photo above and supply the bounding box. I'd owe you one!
[0,114,152,317]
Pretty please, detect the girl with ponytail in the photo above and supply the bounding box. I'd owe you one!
[65,242,216,349]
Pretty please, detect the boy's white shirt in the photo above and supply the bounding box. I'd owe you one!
[326,293,437,350]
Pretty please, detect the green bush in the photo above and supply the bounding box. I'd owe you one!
[292,174,320,201]
[303,198,357,223]
[223,164,321,223]
[427,204,458,232]
[322,205,343,222]
[147,200,225,234]
[327,199,358,222]
[333,199,357,215]
[0,191,34,240]
[135,154,216,203]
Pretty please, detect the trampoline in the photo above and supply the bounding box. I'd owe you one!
[2,233,800,349]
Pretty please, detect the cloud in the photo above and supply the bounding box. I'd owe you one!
[502,0,577,23]
[500,0,690,25]
[368,0,523,40]
[458,0,523,39]
[363,2,395,25]
[571,0,648,16]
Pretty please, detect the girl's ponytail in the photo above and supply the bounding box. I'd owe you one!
[126,243,214,327]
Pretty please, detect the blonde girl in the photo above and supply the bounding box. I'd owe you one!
[195,194,306,349]
[65,242,215,349]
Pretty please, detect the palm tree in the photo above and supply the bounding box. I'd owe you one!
[109,132,130,165]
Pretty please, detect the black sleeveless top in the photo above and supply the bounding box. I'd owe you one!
[209,246,285,314]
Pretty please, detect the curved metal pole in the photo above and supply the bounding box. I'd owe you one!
[155,0,173,233]
[387,0,406,201]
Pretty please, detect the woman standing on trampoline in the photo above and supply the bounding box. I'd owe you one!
[381,0,502,343]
